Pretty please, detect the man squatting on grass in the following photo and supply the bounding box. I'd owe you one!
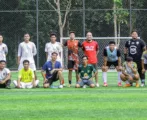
[41,52,64,88]
[75,56,96,88]
[13,60,39,89]
[0,60,11,89]
[120,57,139,87]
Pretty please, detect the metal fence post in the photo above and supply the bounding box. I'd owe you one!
[36,0,39,69]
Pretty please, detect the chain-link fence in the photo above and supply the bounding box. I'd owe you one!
[0,0,147,69]
[61,37,130,69]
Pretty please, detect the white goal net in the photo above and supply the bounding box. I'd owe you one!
[60,37,134,69]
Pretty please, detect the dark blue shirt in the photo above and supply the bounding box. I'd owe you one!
[42,61,62,78]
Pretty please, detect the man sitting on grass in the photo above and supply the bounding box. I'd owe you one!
[13,60,39,88]
[120,57,139,87]
[41,52,64,88]
[0,60,11,89]
[75,56,96,88]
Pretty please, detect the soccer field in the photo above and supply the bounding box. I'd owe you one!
[1,72,147,120]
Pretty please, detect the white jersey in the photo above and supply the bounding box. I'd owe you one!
[0,43,8,61]
[45,42,62,62]
[18,41,37,64]
[0,68,10,81]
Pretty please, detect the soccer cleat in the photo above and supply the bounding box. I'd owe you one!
[141,83,145,87]
[136,83,140,88]
[95,83,100,87]
[6,86,11,89]
[124,84,131,87]
[118,82,122,87]
[103,82,108,87]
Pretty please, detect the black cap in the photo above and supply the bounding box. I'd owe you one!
[126,57,133,62]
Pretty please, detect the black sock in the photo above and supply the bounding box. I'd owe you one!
[69,80,72,84]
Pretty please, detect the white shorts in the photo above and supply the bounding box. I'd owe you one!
[13,80,39,89]
[18,63,36,71]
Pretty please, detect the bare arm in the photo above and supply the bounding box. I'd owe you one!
[0,73,11,84]
[103,56,107,66]
[17,78,21,88]
[118,57,121,66]
[41,70,47,83]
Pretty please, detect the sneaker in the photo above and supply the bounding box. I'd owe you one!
[83,85,86,88]
[95,83,100,87]
[136,83,140,88]
[50,85,58,88]
[63,84,66,87]
[103,82,108,87]
[118,82,122,87]
[6,86,11,89]
[141,83,145,87]
[58,85,63,89]
[124,84,131,87]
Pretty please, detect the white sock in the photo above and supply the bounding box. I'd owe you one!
[117,72,122,83]
[102,72,107,83]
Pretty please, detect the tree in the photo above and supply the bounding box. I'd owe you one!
[105,0,129,46]
[46,0,72,37]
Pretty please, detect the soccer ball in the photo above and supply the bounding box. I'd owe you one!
[58,85,63,89]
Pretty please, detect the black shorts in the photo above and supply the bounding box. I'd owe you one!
[107,61,118,67]
[46,71,59,85]
[68,60,75,69]
[144,64,147,70]
[0,84,6,88]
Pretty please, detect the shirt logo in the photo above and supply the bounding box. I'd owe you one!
[130,45,137,55]
[136,41,139,45]
[85,46,94,51]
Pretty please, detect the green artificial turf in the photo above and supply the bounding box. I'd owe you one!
[0,71,147,120]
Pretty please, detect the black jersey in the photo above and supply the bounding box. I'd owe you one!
[125,39,145,62]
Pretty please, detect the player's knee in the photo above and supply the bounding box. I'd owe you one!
[120,74,126,81]
[90,84,95,88]
[102,66,107,72]
[58,71,62,75]
[134,74,139,80]
[75,84,80,88]
[44,83,49,88]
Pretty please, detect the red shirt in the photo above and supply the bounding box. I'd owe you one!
[82,40,99,64]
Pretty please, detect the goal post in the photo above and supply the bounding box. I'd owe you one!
[60,37,137,69]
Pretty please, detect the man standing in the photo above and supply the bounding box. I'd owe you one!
[124,30,146,86]
[82,32,99,87]
[17,33,37,80]
[75,56,95,88]
[102,41,122,87]
[0,60,11,89]
[45,33,62,62]
[41,52,64,88]
[0,34,8,61]
[13,60,39,89]
[120,57,139,87]
[64,31,81,87]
